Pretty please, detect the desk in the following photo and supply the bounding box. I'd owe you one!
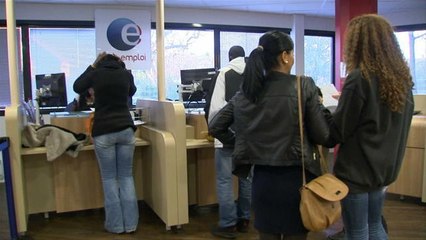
[22,139,149,214]
[186,113,214,205]
[387,115,426,202]
[22,115,150,214]
[185,112,239,206]
[186,138,214,149]
[9,100,190,232]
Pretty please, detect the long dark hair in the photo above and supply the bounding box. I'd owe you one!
[241,30,294,103]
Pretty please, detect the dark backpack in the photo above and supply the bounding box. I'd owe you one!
[204,69,243,123]
[203,72,219,123]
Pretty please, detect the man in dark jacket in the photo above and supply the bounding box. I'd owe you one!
[208,46,251,239]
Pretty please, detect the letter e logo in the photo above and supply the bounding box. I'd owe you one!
[107,18,142,51]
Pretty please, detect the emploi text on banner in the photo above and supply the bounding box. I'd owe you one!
[95,9,151,70]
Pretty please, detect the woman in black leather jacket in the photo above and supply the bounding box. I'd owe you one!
[208,31,330,240]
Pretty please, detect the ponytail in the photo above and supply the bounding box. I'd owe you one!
[242,46,266,103]
[242,30,294,103]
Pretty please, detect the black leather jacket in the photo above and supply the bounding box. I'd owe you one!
[209,71,331,177]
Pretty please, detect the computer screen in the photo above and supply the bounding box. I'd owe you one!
[180,68,216,103]
[35,72,67,107]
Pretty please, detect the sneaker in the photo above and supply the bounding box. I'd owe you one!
[328,230,345,240]
[211,225,237,239]
[236,219,250,233]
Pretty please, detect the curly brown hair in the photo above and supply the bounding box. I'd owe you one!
[343,14,413,112]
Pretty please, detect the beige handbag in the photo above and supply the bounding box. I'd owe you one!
[296,75,349,232]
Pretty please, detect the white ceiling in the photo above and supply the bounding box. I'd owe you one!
[9,0,426,17]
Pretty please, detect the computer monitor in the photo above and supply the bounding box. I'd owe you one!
[35,72,67,107]
[180,68,216,103]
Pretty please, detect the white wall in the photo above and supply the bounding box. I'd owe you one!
[383,9,426,26]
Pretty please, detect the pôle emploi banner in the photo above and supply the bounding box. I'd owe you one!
[95,9,151,70]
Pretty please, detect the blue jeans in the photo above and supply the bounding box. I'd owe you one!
[341,188,387,240]
[215,148,252,227]
[93,127,139,233]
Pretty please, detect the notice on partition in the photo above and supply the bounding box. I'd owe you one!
[95,9,151,70]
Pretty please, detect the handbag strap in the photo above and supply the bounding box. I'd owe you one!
[318,145,329,174]
[297,76,329,186]
[296,75,307,186]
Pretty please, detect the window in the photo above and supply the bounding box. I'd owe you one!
[29,28,96,105]
[395,29,426,94]
[25,23,290,110]
[304,35,333,86]
[0,28,23,107]
[219,31,263,68]
[29,28,214,104]
[133,29,214,101]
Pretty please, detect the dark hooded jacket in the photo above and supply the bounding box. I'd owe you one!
[327,69,414,193]
[73,60,136,137]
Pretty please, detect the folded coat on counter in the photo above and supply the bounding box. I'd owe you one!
[21,123,89,161]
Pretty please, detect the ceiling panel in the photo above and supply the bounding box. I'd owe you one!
[7,0,426,17]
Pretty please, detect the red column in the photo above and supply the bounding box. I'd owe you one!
[335,0,377,90]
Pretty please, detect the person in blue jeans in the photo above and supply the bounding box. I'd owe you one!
[208,46,252,239]
[73,52,138,234]
[93,128,138,233]
[325,14,413,240]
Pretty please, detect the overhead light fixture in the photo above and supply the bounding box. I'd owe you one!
[192,23,202,27]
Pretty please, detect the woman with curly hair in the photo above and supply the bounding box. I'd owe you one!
[327,14,414,240]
